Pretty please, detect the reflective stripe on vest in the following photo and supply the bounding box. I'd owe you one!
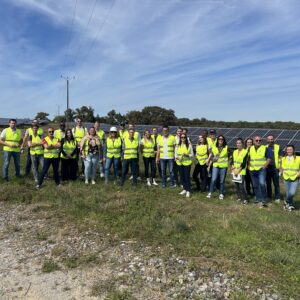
[281,156,300,181]
[158,135,175,159]
[30,135,44,155]
[212,145,228,168]
[249,145,266,171]
[44,137,59,158]
[196,144,208,165]
[3,128,21,152]
[61,140,77,159]
[141,138,155,158]
[176,144,192,166]
[123,138,139,159]
[106,137,122,158]
[233,148,248,175]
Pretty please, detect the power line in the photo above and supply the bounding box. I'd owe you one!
[75,0,117,78]
[70,0,99,69]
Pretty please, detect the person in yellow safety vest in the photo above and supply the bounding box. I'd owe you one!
[54,122,66,140]
[207,135,230,200]
[104,127,122,184]
[27,125,44,183]
[141,130,158,186]
[60,129,78,181]
[151,127,162,179]
[80,127,101,185]
[266,135,283,203]
[280,144,300,211]
[207,129,217,149]
[156,125,176,188]
[21,119,44,177]
[36,127,61,188]
[244,138,254,196]
[192,135,211,192]
[248,136,271,208]
[173,127,183,186]
[230,138,249,204]
[72,118,87,176]
[0,119,23,181]
[121,128,139,186]
[94,121,106,178]
[175,133,194,198]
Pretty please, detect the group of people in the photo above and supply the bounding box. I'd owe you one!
[1,119,299,211]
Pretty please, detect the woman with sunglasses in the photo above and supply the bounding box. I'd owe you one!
[36,127,61,188]
[207,135,230,200]
[244,138,254,196]
[193,135,211,192]
[231,138,248,204]
[141,130,157,186]
[175,134,194,197]
[280,144,300,211]
[80,127,101,184]
[104,127,122,184]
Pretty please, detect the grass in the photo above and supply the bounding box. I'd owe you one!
[0,156,300,298]
[42,259,60,273]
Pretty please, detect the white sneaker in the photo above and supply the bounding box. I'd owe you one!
[206,193,211,199]
[152,179,158,186]
[147,178,151,186]
[186,192,190,198]
[219,194,224,200]
[137,176,142,181]
[179,190,187,195]
[100,173,104,178]
[92,180,96,185]
[129,175,133,180]
[85,179,89,184]
[275,199,280,204]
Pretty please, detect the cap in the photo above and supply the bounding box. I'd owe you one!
[110,126,118,132]
[209,129,216,134]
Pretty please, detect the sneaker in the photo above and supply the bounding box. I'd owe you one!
[57,184,62,188]
[129,175,133,180]
[186,192,190,198]
[237,198,241,202]
[100,173,104,178]
[170,185,176,189]
[35,184,40,190]
[85,179,89,184]
[260,203,268,208]
[179,190,186,195]
[219,194,224,200]
[137,176,142,181]
[146,178,151,186]
[91,180,96,185]
[274,199,280,204]
[288,205,295,211]
[167,177,170,182]
[206,193,211,199]
[152,179,158,186]
[243,200,248,205]
[283,200,289,210]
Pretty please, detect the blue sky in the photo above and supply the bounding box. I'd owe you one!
[1,0,300,122]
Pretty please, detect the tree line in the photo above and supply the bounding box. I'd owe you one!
[35,106,300,130]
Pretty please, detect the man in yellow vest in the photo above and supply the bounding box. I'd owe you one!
[248,136,271,207]
[121,128,139,186]
[156,125,176,188]
[22,119,44,176]
[207,129,217,149]
[54,122,66,140]
[72,118,87,176]
[266,135,283,203]
[118,122,127,140]
[0,119,23,181]
[94,121,106,178]
[151,127,162,179]
[36,127,61,188]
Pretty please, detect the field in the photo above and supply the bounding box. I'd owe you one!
[0,153,299,299]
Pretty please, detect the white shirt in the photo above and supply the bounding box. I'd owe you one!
[163,136,175,159]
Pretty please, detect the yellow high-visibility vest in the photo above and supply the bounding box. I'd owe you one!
[141,138,155,158]
[106,137,122,158]
[232,148,248,175]
[281,156,300,181]
[249,145,266,171]
[196,144,208,166]
[123,138,139,159]
[44,137,59,158]
[176,144,192,166]
[157,135,175,159]
[3,128,22,152]
[30,134,44,155]
[212,145,228,168]
[61,140,77,159]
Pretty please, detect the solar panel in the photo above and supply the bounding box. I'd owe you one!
[226,128,243,137]
[277,130,296,140]
[275,139,289,148]
[252,129,269,137]
[290,131,300,140]
[264,129,284,138]
[239,128,256,139]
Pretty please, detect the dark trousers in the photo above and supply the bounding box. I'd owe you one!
[266,165,280,199]
[61,158,77,181]
[245,169,254,195]
[38,158,60,186]
[25,148,32,176]
[235,175,247,201]
[179,165,191,192]
[192,163,208,192]
[173,162,181,185]
[121,158,138,186]
[143,157,156,179]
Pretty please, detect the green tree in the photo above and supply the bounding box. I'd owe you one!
[74,106,95,122]
[64,109,76,122]
[35,112,50,120]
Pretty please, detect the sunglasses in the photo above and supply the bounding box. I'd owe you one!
[181,136,186,139]
[48,131,54,133]
[255,139,262,142]
[218,138,224,140]
[110,131,117,133]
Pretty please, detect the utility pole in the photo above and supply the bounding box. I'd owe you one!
[61,75,75,126]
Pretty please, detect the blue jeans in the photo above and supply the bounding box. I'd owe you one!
[3,151,20,180]
[209,167,227,195]
[160,159,174,187]
[38,157,60,186]
[284,180,299,206]
[250,168,267,204]
[99,153,104,174]
[84,154,99,181]
[121,158,138,185]
[105,157,120,181]
[179,165,191,192]
[31,154,44,182]
[266,165,280,199]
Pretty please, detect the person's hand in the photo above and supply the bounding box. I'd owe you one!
[156,158,160,164]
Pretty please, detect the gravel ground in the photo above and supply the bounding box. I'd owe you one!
[0,202,281,300]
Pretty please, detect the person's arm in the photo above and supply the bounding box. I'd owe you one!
[27,135,33,148]
[240,153,248,170]
[188,145,194,158]
[22,129,29,148]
